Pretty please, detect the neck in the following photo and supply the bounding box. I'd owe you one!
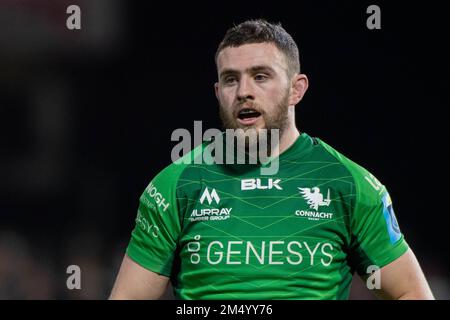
[270,110,299,158]
[272,125,299,158]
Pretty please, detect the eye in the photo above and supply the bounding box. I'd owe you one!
[223,76,237,84]
[254,74,268,81]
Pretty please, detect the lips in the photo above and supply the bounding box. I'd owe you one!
[236,107,262,126]
[238,108,261,119]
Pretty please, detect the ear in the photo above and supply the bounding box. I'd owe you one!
[214,82,220,101]
[289,74,309,106]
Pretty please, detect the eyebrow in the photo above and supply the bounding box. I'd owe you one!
[219,65,276,79]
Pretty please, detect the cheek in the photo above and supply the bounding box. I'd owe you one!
[219,88,235,108]
[261,85,286,108]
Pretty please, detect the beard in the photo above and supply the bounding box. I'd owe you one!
[218,88,290,157]
[219,88,290,136]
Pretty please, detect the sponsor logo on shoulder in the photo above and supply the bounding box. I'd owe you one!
[365,173,384,193]
[382,192,402,243]
[295,187,334,221]
[145,181,170,212]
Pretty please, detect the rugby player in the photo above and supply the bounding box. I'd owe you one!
[110,20,434,299]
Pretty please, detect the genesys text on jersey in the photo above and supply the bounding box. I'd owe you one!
[186,236,334,267]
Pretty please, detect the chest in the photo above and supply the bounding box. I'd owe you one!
[179,176,353,259]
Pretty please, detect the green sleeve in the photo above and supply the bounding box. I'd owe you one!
[347,167,409,275]
[319,140,409,275]
[126,162,187,277]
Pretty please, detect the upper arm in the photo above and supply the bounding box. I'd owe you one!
[110,164,188,299]
[371,248,434,300]
[109,254,170,300]
[347,171,434,299]
[348,172,410,275]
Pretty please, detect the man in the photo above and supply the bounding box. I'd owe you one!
[110,20,434,299]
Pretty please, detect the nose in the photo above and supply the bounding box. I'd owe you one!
[236,76,255,102]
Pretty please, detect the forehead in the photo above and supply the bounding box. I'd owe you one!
[217,42,287,73]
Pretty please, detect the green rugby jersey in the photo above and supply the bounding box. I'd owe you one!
[126,132,408,299]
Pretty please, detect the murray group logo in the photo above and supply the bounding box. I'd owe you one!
[199,188,220,205]
[295,187,334,221]
[190,187,232,222]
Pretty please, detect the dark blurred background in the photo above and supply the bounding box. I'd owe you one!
[0,0,448,299]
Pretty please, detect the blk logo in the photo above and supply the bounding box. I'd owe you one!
[241,178,282,190]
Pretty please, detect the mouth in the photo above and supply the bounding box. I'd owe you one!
[236,108,262,126]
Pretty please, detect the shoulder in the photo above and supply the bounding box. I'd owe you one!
[146,141,212,194]
[317,138,386,206]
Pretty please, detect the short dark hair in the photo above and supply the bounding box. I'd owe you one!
[215,19,301,77]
